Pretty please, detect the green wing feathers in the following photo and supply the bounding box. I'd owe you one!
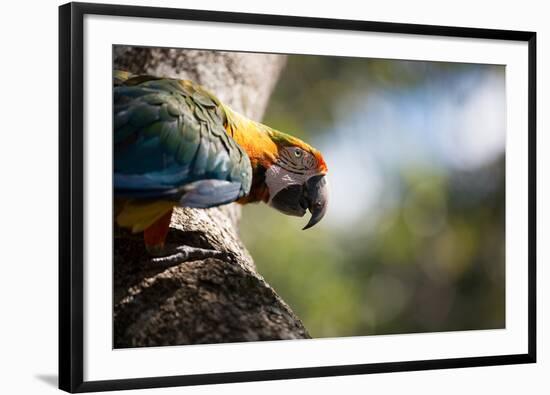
[113,72,252,207]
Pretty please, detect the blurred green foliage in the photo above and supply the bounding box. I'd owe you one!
[240,55,505,338]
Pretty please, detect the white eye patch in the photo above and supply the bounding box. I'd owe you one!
[282,174,295,182]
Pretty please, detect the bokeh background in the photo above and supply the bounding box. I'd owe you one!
[240,54,505,338]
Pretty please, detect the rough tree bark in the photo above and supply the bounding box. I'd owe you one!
[113,46,310,347]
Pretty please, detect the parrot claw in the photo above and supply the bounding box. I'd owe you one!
[149,245,224,267]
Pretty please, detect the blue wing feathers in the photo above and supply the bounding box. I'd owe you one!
[179,180,243,208]
[113,75,252,203]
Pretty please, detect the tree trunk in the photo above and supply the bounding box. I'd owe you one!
[113,46,310,347]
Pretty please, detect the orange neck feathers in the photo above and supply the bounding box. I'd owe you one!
[223,108,277,168]
[222,107,275,203]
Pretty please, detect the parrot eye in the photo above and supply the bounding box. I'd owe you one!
[294,149,303,158]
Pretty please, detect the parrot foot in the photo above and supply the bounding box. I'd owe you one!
[149,245,224,266]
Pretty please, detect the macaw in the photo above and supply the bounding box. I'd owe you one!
[114,70,329,265]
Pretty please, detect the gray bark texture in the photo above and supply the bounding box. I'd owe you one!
[113,46,310,347]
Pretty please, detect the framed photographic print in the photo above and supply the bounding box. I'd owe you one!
[59,2,536,392]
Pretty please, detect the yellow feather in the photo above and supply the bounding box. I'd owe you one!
[116,199,175,233]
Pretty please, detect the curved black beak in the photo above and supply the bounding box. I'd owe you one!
[302,174,329,230]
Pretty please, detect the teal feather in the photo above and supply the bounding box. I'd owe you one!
[113,72,252,205]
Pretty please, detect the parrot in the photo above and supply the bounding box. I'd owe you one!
[113,70,329,265]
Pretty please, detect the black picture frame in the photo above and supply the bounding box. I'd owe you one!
[59,2,537,392]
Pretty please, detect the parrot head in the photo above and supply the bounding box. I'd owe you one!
[265,131,329,230]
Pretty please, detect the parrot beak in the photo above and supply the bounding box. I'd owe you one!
[302,174,329,230]
[269,173,329,227]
